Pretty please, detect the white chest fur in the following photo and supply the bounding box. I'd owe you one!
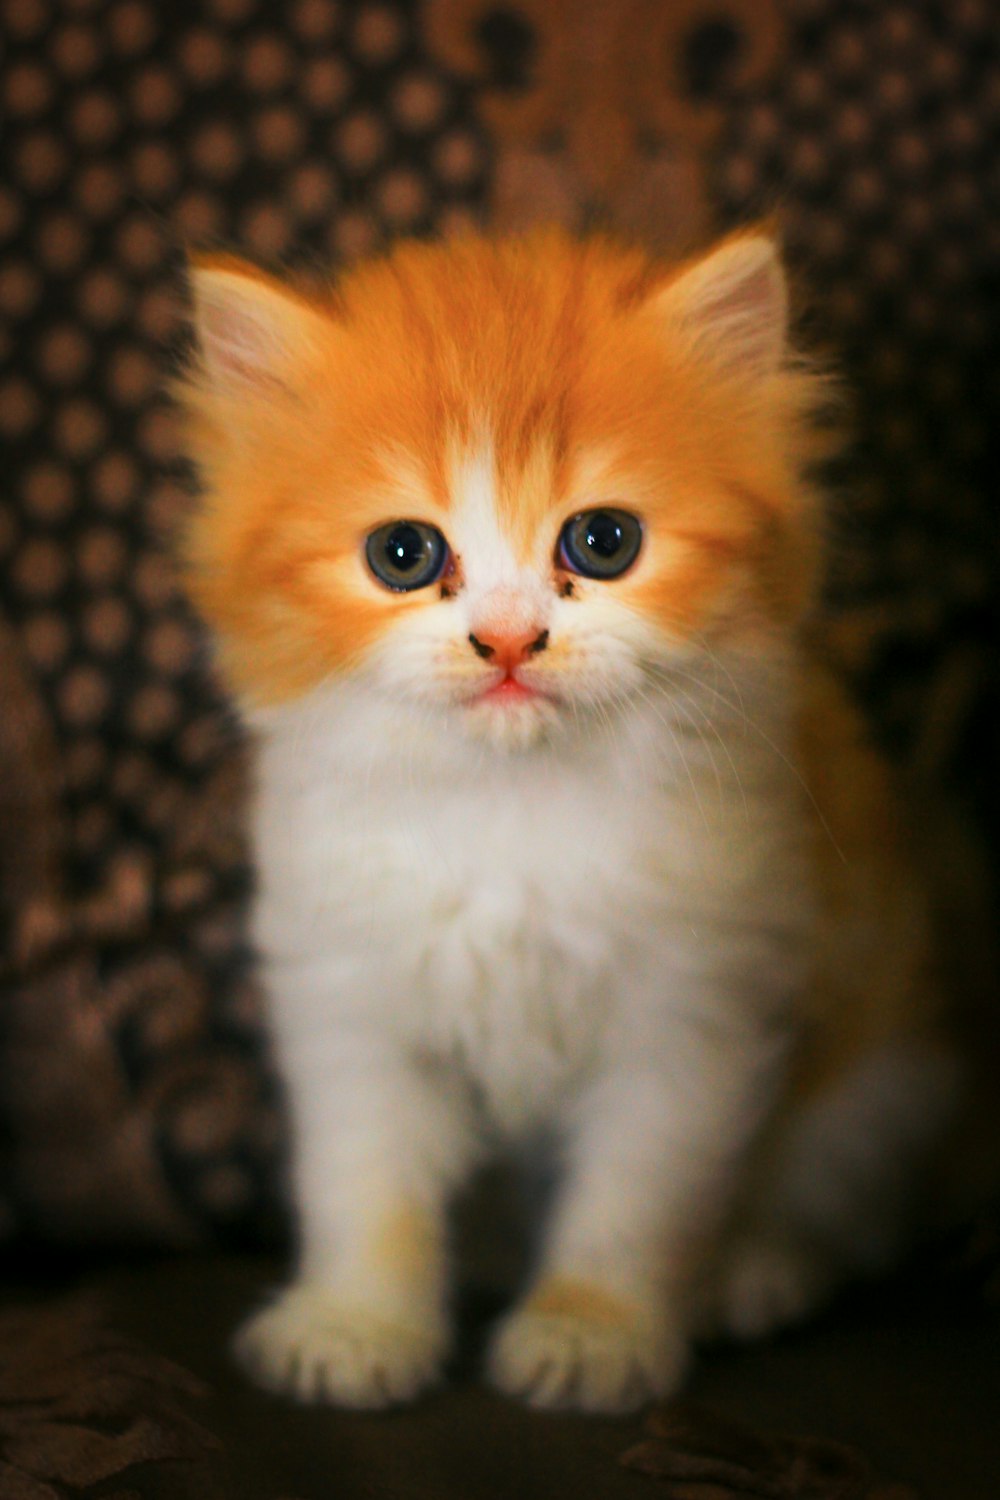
[250,678,814,1134]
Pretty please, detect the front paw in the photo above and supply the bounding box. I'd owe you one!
[487,1277,687,1414]
[234,1284,446,1408]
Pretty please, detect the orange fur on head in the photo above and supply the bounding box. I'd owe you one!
[177,228,830,706]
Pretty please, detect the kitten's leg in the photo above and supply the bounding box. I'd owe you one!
[488,1022,783,1413]
[703,1039,961,1341]
[236,1019,478,1408]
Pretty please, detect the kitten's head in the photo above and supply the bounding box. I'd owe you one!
[178,229,827,749]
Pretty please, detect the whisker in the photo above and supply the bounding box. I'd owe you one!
[629,679,710,832]
[645,656,848,867]
[664,676,750,827]
[688,631,750,734]
[654,681,725,811]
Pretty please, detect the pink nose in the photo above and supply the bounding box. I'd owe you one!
[468,627,549,671]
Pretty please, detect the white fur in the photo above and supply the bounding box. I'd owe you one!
[232,448,926,1412]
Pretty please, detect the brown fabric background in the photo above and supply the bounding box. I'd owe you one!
[0,1290,231,1500]
[1,0,997,1247]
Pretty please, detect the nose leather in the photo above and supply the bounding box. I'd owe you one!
[468,627,549,670]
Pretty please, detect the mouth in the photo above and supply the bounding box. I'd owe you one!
[466,671,554,708]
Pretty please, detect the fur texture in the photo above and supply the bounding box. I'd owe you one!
[178,228,964,1413]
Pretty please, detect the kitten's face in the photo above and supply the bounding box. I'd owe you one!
[180,231,822,749]
[352,448,660,750]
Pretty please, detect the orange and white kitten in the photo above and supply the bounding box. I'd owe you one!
[178,229,964,1412]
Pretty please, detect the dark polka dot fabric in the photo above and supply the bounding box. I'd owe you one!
[711,0,999,823]
[0,0,995,1245]
[2,0,488,893]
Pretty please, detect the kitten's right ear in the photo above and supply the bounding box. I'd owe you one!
[648,231,788,381]
[187,255,332,394]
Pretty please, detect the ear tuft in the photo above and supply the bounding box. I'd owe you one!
[188,256,330,392]
[651,233,788,379]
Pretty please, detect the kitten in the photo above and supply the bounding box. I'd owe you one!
[177,228,968,1413]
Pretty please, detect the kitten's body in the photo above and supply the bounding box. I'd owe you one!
[179,230,976,1411]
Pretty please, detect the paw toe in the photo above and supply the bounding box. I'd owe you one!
[488,1281,685,1414]
[234,1286,444,1408]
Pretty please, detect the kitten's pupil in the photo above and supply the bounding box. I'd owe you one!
[385,524,424,572]
[586,513,625,559]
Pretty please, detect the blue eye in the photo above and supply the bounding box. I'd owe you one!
[558,509,642,580]
[365,521,450,592]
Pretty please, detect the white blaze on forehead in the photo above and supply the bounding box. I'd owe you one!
[448,445,517,589]
[448,444,552,632]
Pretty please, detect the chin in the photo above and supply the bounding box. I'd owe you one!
[460,693,566,751]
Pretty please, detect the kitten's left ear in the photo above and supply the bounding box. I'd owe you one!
[187,254,333,395]
[649,232,788,380]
